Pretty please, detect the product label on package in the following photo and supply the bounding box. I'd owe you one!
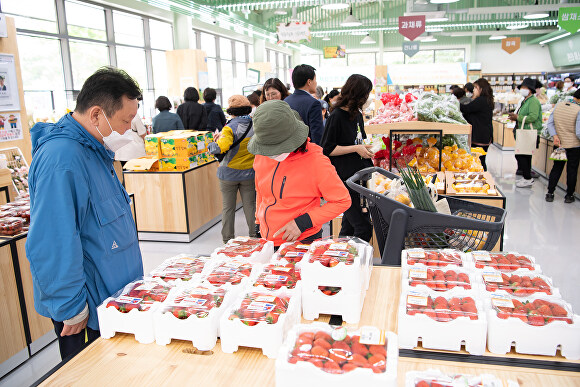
[272,266,292,272]
[234,236,250,242]
[178,297,207,307]
[483,272,503,283]
[296,245,310,250]
[247,301,276,313]
[214,267,237,274]
[115,296,143,304]
[407,291,428,306]
[409,267,428,279]
[329,242,349,250]
[359,326,386,345]
[323,250,349,257]
[223,261,243,269]
[255,295,276,303]
[407,249,426,258]
[285,251,305,258]
[264,275,288,282]
[331,326,348,341]
[491,293,514,308]
[472,250,491,262]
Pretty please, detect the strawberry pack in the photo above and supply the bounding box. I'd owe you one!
[403,264,474,293]
[205,260,257,287]
[220,288,301,358]
[149,254,213,284]
[154,282,238,350]
[486,294,580,359]
[402,248,467,269]
[398,290,487,355]
[276,323,398,387]
[477,271,559,298]
[405,370,518,387]
[97,278,173,344]
[212,236,274,263]
[253,263,301,291]
[468,251,539,272]
[273,241,311,264]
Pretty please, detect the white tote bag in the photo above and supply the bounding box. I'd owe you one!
[514,117,537,155]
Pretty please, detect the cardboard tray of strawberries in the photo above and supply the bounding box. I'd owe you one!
[220,288,301,358]
[476,270,560,298]
[149,254,214,285]
[402,249,469,271]
[211,237,274,263]
[275,322,398,387]
[398,290,487,355]
[153,282,240,350]
[405,369,518,387]
[97,278,173,344]
[486,294,580,359]
[402,264,476,294]
[468,251,541,273]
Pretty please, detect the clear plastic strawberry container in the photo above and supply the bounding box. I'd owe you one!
[402,248,466,269]
[404,264,473,292]
[162,285,227,319]
[479,271,557,297]
[273,241,312,264]
[406,294,479,322]
[0,217,23,236]
[149,254,212,283]
[105,278,172,313]
[212,237,274,263]
[490,295,573,326]
[12,205,30,224]
[205,260,255,286]
[253,262,301,290]
[275,323,398,387]
[469,251,539,272]
[405,370,515,387]
[227,291,291,326]
[307,238,360,267]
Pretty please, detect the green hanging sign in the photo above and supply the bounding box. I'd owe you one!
[558,6,580,34]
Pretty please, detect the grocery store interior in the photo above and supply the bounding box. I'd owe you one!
[1,0,580,386]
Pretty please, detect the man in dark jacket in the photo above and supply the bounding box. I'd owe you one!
[176,87,208,130]
[202,87,226,132]
[284,64,324,145]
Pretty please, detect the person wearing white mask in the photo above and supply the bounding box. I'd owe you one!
[114,108,147,167]
[26,68,143,360]
[509,78,543,187]
[563,77,577,93]
[463,82,474,103]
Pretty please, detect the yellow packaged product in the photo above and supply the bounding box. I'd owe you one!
[159,157,177,171]
[144,134,164,157]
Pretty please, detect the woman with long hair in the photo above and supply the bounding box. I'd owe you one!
[321,74,374,242]
[176,87,207,130]
[460,78,494,171]
[260,78,290,103]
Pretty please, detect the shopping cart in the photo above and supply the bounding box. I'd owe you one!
[346,167,506,265]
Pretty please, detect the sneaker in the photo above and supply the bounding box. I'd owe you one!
[530,171,540,178]
[515,178,534,188]
[545,193,554,202]
[565,195,576,203]
[516,170,523,176]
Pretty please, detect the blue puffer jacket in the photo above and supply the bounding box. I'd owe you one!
[25,113,143,330]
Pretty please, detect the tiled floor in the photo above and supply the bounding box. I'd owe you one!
[2,144,579,386]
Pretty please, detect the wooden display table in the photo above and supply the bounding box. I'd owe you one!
[124,161,224,243]
[492,120,516,150]
[37,267,580,386]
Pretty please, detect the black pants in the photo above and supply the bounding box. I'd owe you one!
[339,186,373,242]
[52,320,100,360]
[477,145,489,171]
[514,134,540,179]
[548,147,580,195]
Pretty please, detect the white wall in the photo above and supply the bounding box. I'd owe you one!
[474,42,555,73]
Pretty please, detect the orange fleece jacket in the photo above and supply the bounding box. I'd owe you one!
[254,141,351,246]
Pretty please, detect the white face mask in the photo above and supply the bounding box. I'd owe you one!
[268,153,290,162]
[466,92,473,98]
[95,112,133,153]
[564,82,573,89]
[519,89,530,97]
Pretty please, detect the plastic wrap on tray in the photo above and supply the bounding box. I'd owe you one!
[150,254,211,282]
[406,369,513,387]
[0,217,23,236]
[407,266,472,291]
[227,291,291,326]
[206,260,254,286]
[406,292,478,321]
[491,294,573,326]
[160,284,226,319]
[275,241,311,263]
[481,271,554,296]
[253,262,300,290]
[215,237,268,257]
[404,249,464,268]
[471,251,536,271]
[307,238,360,267]
[105,278,172,313]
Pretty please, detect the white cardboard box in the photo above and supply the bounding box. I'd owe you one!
[301,283,366,325]
[401,263,478,295]
[211,237,274,264]
[405,369,518,387]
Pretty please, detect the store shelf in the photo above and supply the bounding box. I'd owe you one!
[492,120,515,150]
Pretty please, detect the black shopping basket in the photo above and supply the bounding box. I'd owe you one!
[346,167,506,266]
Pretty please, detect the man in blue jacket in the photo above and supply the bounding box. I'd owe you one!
[26,67,144,359]
[284,64,324,145]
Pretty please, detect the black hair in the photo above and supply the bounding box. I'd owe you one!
[293,140,308,154]
[184,87,200,102]
[574,89,580,99]
[261,78,290,103]
[155,96,172,111]
[254,89,262,97]
[226,106,252,116]
[464,82,474,93]
[203,88,217,103]
[453,88,466,99]
[334,74,373,120]
[247,92,260,107]
[474,78,495,108]
[450,85,460,91]
[75,67,142,116]
[291,64,316,89]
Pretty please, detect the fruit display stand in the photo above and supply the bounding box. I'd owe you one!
[492,119,516,150]
[36,267,580,386]
[124,161,231,242]
[532,136,580,200]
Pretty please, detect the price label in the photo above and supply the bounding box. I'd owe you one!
[272,266,292,272]
[491,293,514,308]
[178,297,207,307]
[255,295,276,303]
[329,243,349,251]
[264,274,288,282]
[359,326,386,345]
[323,250,349,257]
[483,272,503,283]
[197,142,205,151]
[296,244,310,250]
[331,326,348,341]
[285,251,305,258]
[115,296,142,304]
[223,261,243,269]
[247,301,276,313]
[409,267,428,279]
[472,250,491,262]
[407,249,426,258]
[407,291,428,306]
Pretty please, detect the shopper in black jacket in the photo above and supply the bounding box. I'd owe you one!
[176,87,208,130]
[202,87,226,132]
[460,78,494,171]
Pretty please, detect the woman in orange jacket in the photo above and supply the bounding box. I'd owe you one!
[248,99,351,247]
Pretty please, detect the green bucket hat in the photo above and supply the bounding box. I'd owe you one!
[247,100,309,156]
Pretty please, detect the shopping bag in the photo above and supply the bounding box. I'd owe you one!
[514,117,537,155]
[549,147,568,161]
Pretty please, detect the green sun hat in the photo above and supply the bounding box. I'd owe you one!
[247,99,309,156]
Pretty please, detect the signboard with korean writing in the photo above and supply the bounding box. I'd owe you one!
[501,37,521,54]
[548,32,580,67]
[398,15,426,41]
[402,41,420,57]
[387,63,467,85]
[277,22,311,43]
[323,45,346,59]
[558,6,580,34]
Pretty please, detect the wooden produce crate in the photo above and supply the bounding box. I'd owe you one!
[445,172,499,196]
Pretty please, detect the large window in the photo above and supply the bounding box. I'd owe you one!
[406,50,435,64]
[4,0,174,120]
[348,53,375,66]
[383,52,404,65]
[435,49,465,63]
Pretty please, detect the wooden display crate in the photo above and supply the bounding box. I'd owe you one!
[445,172,499,196]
